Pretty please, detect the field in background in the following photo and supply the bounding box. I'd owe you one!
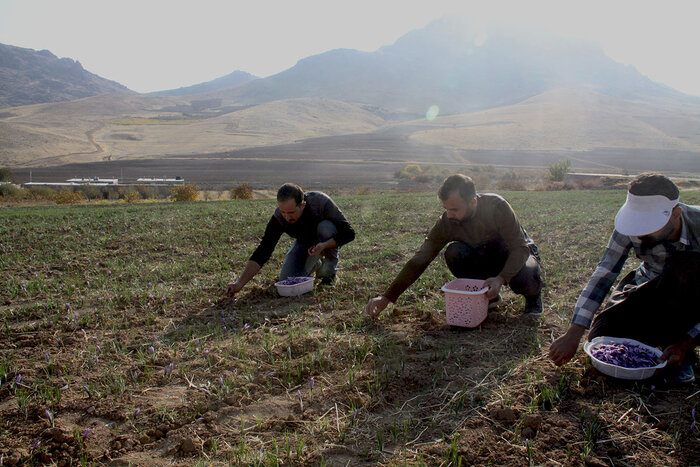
[1,190,699,465]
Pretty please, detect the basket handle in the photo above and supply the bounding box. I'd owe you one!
[440,285,489,295]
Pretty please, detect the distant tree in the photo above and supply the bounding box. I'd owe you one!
[231,183,254,200]
[172,185,199,202]
[548,159,572,182]
[0,167,15,183]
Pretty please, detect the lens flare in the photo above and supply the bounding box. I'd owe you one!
[426,105,440,121]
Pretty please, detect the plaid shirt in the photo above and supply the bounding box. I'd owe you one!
[572,204,700,339]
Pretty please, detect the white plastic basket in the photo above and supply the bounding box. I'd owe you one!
[274,277,314,296]
[440,278,489,328]
[583,336,667,380]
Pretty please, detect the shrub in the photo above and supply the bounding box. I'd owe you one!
[0,167,15,183]
[54,190,84,205]
[548,159,572,181]
[123,191,139,203]
[355,185,371,195]
[0,184,24,200]
[231,184,253,200]
[172,184,199,202]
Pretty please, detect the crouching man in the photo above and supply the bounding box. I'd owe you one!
[226,183,355,296]
[549,173,700,383]
[366,174,543,319]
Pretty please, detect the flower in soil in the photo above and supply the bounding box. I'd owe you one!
[45,409,53,426]
[32,440,41,450]
[310,377,315,392]
[83,428,91,438]
[149,346,155,354]
[219,377,224,388]
[243,323,250,331]
[16,374,21,384]
[83,385,91,398]
[134,408,141,417]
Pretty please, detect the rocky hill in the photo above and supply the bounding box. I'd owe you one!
[153,70,258,96]
[212,16,696,116]
[0,43,131,108]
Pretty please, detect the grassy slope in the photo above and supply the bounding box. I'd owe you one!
[410,88,700,153]
[1,190,699,465]
[2,87,700,168]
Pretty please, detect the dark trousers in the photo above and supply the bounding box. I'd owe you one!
[443,239,542,298]
[589,251,700,351]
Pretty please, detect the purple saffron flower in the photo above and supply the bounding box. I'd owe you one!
[83,428,91,438]
[134,408,141,417]
[16,374,21,384]
[204,349,210,357]
[243,323,250,330]
[81,328,86,337]
[32,439,41,450]
[219,376,224,388]
[83,385,91,397]
[149,346,155,353]
[45,409,52,423]
[96,345,101,353]
[297,390,302,405]
[310,377,315,391]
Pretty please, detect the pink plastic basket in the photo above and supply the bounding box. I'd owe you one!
[441,278,489,328]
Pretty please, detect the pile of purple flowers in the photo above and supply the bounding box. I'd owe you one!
[278,277,310,286]
[591,343,659,369]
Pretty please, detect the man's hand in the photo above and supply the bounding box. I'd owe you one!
[483,276,505,300]
[225,281,244,297]
[549,324,586,366]
[661,337,693,366]
[366,296,390,319]
[308,242,327,257]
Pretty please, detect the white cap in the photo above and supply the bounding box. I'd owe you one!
[614,192,678,236]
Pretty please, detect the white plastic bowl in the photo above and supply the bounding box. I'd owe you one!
[274,277,314,296]
[584,336,667,380]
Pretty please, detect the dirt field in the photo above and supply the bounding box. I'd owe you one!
[1,191,699,465]
[10,128,700,191]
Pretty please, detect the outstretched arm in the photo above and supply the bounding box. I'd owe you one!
[225,261,261,297]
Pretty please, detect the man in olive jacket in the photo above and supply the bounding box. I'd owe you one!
[366,174,543,318]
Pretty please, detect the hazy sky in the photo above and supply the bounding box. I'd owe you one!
[1,0,699,96]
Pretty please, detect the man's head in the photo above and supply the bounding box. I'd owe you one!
[438,174,478,222]
[277,183,306,224]
[614,173,682,245]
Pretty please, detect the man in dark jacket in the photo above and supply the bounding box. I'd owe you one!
[366,174,543,318]
[226,183,355,296]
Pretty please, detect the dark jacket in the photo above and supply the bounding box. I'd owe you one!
[249,191,355,267]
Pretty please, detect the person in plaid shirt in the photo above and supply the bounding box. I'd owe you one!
[549,173,700,383]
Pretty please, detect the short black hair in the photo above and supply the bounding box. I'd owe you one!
[438,174,476,202]
[629,173,679,200]
[277,183,304,205]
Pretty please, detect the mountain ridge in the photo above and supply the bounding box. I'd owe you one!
[0,43,131,108]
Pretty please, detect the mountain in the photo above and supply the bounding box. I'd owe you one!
[153,70,258,96]
[212,16,695,116]
[0,43,131,108]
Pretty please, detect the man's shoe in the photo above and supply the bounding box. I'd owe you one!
[667,363,696,384]
[319,275,336,286]
[488,294,502,310]
[524,292,543,315]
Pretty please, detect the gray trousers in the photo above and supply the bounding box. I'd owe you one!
[279,220,338,280]
[443,239,542,298]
